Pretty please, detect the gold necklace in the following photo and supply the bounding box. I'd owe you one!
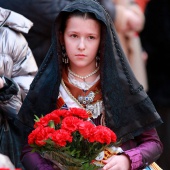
[61,79,84,109]
[68,67,99,81]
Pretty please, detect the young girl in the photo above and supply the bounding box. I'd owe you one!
[17,0,163,169]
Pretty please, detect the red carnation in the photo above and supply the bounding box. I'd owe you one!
[89,126,117,144]
[28,126,43,145]
[69,108,89,119]
[34,113,60,128]
[50,109,69,118]
[35,127,55,146]
[51,129,72,147]
[78,121,95,139]
[61,116,82,133]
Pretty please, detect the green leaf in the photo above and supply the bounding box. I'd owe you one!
[48,120,55,128]
[34,115,40,122]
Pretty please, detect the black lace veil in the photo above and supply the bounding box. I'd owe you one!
[17,0,162,142]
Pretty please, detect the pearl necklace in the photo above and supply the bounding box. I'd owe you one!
[68,67,99,81]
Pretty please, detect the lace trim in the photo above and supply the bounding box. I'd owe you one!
[68,73,100,90]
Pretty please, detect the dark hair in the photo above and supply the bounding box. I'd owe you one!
[60,10,101,33]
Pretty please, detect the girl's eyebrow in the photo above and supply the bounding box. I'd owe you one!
[67,30,99,35]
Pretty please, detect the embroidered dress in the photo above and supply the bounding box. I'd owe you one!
[58,67,105,126]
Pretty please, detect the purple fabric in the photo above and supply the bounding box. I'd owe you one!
[21,129,163,170]
[122,128,163,170]
[21,145,55,170]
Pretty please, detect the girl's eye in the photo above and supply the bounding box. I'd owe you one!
[89,36,95,40]
[71,34,78,38]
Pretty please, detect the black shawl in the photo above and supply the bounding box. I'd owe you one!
[16,0,162,143]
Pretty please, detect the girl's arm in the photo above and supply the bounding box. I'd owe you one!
[21,144,56,170]
[102,128,163,170]
[124,128,163,169]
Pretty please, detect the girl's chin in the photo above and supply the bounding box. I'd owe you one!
[69,63,93,68]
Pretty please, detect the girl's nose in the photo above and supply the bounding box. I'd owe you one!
[78,38,85,50]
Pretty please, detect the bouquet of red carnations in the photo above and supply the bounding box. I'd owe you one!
[28,108,119,170]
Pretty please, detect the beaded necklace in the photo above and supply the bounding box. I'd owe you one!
[68,67,99,81]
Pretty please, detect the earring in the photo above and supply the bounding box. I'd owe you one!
[61,45,68,64]
[96,50,100,67]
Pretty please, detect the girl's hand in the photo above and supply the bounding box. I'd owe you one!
[102,154,131,170]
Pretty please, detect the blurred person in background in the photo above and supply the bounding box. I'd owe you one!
[0,153,15,170]
[135,0,150,12]
[140,0,170,169]
[0,7,38,169]
[113,0,148,91]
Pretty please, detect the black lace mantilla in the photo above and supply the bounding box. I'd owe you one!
[17,0,163,142]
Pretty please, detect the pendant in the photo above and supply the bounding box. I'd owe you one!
[77,91,103,119]
[78,91,95,105]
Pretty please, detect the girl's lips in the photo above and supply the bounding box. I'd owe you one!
[76,54,85,56]
[75,54,86,58]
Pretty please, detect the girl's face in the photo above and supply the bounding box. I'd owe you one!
[62,16,101,70]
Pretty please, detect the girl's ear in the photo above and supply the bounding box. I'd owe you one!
[59,32,64,45]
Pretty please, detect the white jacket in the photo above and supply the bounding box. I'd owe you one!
[0,7,38,116]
